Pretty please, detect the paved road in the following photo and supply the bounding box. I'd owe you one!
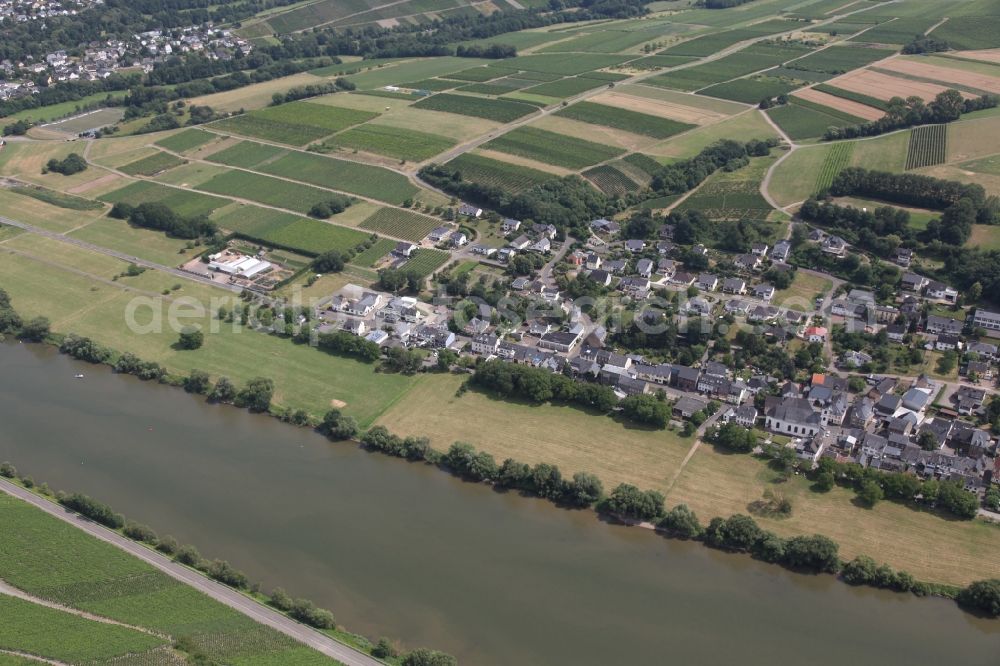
[0,479,383,666]
[0,214,244,294]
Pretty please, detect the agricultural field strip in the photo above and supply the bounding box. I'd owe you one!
[150,137,424,242]
[0,482,379,666]
[418,0,896,168]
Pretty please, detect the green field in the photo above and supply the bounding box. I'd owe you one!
[583,164,639,196]
[929,16,1000,50]
[784,45,895,75]
[489,53,630,76]
[0,242,417,424]
[443,66,503,82]
[555,101,695,139]
[857,17,942,44]
[350,237,398,266]
[118,151,187,176]
[659,20,799,56]
[621,153,664,177]
[447,153,556,193]
[259,216,371,255]
[815,141,855,192]
[905,124,947,170]
[212,204,302,236]
[647,42,812,92]
[403,78,459,91]
[700,76,802,104]
[320,123,455,161]
[99,180,228,218]
[358,207,441,241]
[766,100,862,140]
[482,126,625,169]
[400,247,450,277]
[211,101,378,146]
[196,169,345,215]
[155,128,217,153]
[205,140,289,168]
[0,594,166,664]
[257,151,419,204]
[521,76,608,99]
[411,93,538,122]
[0,493,340,665]
[69,217,192,266]
[8,185,104,211]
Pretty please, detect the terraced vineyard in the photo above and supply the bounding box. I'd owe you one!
[195,169,344,215]
[257,151,419,205]
[412,93,538,122]
[155,128,216,153]
[211,102,378,146]
[351,238,398,266]
[482,126,624,169]
[319,124,455,162]
[583,165,639,196]
[555,101,695,139]
[204,141,289,169]
[98,181,228,218]
[401,248,450,277]
[359,207,441,241]
[446,153,555,193]
[905,125,947,170]
[815,142,855,193]
[118,152,187,177]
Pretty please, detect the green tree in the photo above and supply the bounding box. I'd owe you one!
[857,479,884,508]
[177,327,204,350]
[313,249,345,273]
[658,504,703,538]
[208,376,236,403]
[183,369,211,394]
[814,471,835,492]
[236,377,274,412]
[957,579,1000,617]
[19,316,50,341]
[603,484,665,522]
[402,648,457,666]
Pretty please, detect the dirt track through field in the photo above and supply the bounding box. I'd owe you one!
[793,87,884,121]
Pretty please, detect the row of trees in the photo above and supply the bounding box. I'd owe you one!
[823,90,997,140]
[270,77,353,105]
[110,201,218,240]
[471,359,620,413]
[316,330,382,362]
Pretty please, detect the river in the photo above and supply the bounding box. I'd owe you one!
[1,341,999,665]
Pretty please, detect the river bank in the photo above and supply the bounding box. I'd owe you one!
[2,340,1000,665]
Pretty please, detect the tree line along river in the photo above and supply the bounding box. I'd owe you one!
[1,341,999,665]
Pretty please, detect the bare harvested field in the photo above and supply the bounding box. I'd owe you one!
[66,172,122,195]
[881,57,1000,94]
[792,87,884,121]
[954,49,1000,64]
[827,68,974,102]
[590,90,728,125]
[617,83,747,114]
[188,72,325,112]
[531,115,656,152]
[947,115,1000,162]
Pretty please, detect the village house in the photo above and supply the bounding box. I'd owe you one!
[900,272,929,292]
[636,258,654,278]
[458,204,482,218]
[722,277,746,295]
[821,235,847,257]
[751,242,769,257]
[697,273,719,291]
[753,284,775,302]
[734,254,761,271]
[925,315,963,336]
[895,247,913,267]
[502,218,521,234]
[625,239,646,253]
[771,240,791,263]
[972,308,1000,332]
[394,242,417,258]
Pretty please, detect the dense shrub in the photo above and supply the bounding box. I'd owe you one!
[59,493,125,529]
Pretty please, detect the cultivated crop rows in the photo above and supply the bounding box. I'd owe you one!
[815,142,855,193]
[905,125,948,170]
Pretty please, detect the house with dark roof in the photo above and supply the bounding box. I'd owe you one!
[765,397,822,437]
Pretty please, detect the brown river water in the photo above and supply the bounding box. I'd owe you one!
[1,341,999,665]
